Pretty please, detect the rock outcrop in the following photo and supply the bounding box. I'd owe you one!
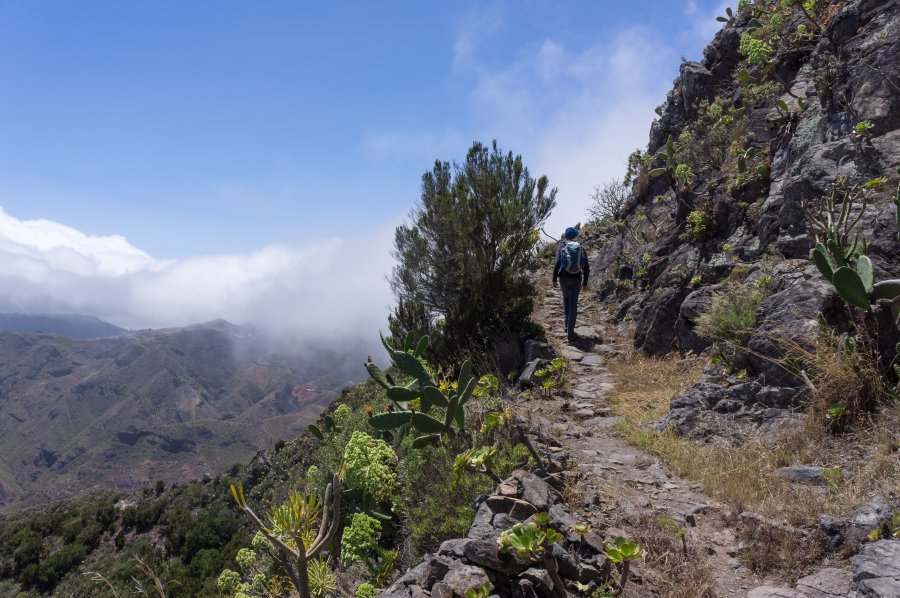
[591,0,900,439]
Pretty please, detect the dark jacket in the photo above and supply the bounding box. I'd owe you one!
[552,241,590,285]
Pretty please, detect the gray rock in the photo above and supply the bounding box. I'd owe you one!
[795,567,853,597]
[852,540,900,594]
[519,568,554,597]
[674,286,717,353]
[421,556,455,589]
[634,286,688,356]
[512,579,539,598]
[746,588,802,598]
[486,495,539,520]
[776,465,828,486]
[519,359,548,387]
[469,502,501,541]
[558,347,584,361]
[550,543,579,581]
[524,340,555,363]
[519,473,556,511]
[573,325,601,341]
[680,61,713,115]
[464,540,530,574]
[580,354,603,367]
[848,501,896,544]
[431,583,452,598]
[439,538,471,559]
[746,265,840,388]
[441,565,491,597]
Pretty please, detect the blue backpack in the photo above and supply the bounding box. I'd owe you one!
[560,241,583,274]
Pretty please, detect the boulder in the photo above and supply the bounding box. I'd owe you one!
[519,473,557,511]
[440,565,491,598]
[464,540,530,575]
[851,540,900,597]
[519,359,548,387]
[776,466,828,486]
[746,265,840,387]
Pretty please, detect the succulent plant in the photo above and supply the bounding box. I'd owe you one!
[230,474,342,598]
[453,446,502,485]
[365,333,477,447]
[605,536,644,595]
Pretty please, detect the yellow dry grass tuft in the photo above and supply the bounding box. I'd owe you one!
[606,352,900,527]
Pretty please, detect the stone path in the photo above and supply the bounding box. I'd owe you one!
[525,285,900,597]
[519,286,771,597]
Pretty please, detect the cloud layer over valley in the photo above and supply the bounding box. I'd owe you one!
[0,206,395,341]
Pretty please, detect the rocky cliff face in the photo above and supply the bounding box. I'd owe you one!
[590,0,900,439]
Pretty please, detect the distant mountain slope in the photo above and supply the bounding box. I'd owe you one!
[0,321,361,510]
[0,313,128,339]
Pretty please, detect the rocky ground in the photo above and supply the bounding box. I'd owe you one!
[380,281,900,598]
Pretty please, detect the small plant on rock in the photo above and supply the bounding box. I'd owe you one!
[604,536,643,596]
[498,513,566,598]
[453,446,503,485]
[464,580,493,598]
[686,210,711,240]
[696,283,763,348]
[739,34,773,67]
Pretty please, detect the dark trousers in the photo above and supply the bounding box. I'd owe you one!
[559,276,582,334]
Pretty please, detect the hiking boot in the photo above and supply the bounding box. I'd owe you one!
[567,331,577,342]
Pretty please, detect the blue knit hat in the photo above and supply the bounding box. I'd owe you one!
[564,227,579,239]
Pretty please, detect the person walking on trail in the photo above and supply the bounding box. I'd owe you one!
[553,227,590,342]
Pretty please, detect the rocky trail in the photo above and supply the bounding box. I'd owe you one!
[524,285,766,597]
[381,282,898,598]
[518,283,899,597]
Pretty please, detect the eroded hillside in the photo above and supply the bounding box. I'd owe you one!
[0,320,360,510]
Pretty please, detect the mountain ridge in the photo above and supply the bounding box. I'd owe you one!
[0,320,364,511]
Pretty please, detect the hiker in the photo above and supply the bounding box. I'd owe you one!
[552,227,590,342]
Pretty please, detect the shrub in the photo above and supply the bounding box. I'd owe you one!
[739,34,773,66]
[695,283,763,346]
[357,582,380,598]
[342,431,397,502]
[686,210,711,240]
[674,164,695,185]
[340,513,382,567]
[587,178,629,223]
[389,140,556,360]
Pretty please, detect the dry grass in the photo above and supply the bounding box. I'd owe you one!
[606,351,900,527]
[623,513,718,598]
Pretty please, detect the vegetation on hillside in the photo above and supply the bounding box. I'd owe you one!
[389,140,556,364]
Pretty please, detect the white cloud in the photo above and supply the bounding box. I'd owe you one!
[360,128,467,161]
[694,2,731,41]
[0,206,395,340]
[457,25,676,234]
[453,3,505,70]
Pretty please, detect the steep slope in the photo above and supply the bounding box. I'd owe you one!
[590,0,899,438]
[0,320,362,510]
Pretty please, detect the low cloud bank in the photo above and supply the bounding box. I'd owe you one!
[0,207,395,345]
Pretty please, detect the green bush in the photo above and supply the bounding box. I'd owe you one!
[696,283,763,346]
[739,34,773,66]
[389,140,556,360]
[686,210,711,240]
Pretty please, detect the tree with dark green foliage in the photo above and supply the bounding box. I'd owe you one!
[390,140,556,360]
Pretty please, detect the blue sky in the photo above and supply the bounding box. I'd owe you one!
[0,0,728,333]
